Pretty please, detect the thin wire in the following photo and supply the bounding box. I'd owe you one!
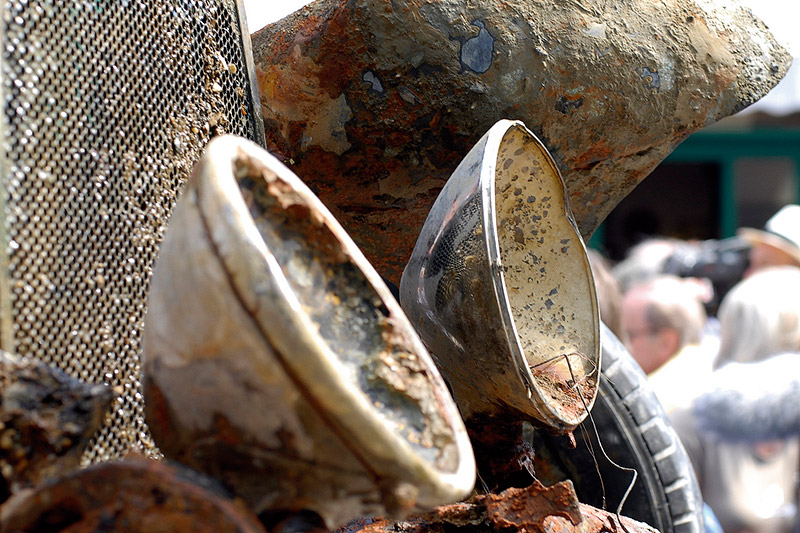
[476,471,490,494]
[564,354,636,533]
[529,351,599,388]
[578,421,607,509]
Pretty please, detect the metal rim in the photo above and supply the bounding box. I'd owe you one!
[480,120,600,428]
[192,135,476,509]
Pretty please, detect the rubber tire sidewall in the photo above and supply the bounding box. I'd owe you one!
[533,324,705,533]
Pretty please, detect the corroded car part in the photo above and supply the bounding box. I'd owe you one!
[142,135,476,528]
[0,351,111,502]
[335,482,659,533]
[532,325,705,533]
[400,120,600,432]
[252,0,791,284]
[0,457,266,533]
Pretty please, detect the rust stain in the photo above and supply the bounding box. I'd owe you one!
[252,0,789,284]
[570,138,615,172]
[0,457,266,533]
[483,481,583,530]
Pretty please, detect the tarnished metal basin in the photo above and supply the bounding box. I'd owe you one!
[142,135,475,528]
[400,120,599,431]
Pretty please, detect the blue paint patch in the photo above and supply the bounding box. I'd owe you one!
[362,70,384,93]
[461,20,494,74]
[640,67,660,89]
[397,86,421,105]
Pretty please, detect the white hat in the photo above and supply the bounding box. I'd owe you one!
[738,204,800,264]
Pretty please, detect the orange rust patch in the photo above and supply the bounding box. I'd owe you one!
[482,480,583,530]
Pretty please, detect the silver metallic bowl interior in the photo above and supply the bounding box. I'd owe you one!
[491,127,599,423]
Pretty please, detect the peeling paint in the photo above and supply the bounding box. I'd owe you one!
[362,70,384,93]
[305,93,353,155]
[659,56,676,91]
[640,66,661,89]
[583,22,607,39]
[460,20,494,73]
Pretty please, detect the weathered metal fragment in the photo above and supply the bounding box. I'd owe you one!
[0,457,266,532]
[400,120,599,432]
[335,481,659,533]
[252,0,791,283]
[0,351,111,503]
[142,135,475,529]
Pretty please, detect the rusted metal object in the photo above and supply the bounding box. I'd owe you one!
[483,481,583,530]
[400,120,599,433]
[0,351,111,503]
[0,456,266,532]
[465,417,538,491]
[336,481,658,533]
[142,135,475,529]
[252,0,791,284]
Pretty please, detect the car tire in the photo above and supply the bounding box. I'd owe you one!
[532,324,704,533]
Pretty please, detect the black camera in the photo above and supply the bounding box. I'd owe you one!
[663,237,750,315]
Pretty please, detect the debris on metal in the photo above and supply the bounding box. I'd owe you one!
[0,0,793,531]
[142,136,475,529]
[399,120,600,433]
[252,0,791,284]
[335,481,659,533]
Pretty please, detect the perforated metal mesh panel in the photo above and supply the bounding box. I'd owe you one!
[0,0,264,462]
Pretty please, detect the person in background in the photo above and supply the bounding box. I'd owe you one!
[619,275,714,413]
[739,204,800,276]
[671,267,800,533]
[612,237,684,293]
[692,351,800,444]
[587,248,627,344]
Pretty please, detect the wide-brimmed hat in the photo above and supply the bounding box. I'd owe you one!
[738,204,800,264]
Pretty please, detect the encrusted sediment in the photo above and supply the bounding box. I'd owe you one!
[253,0,791,283]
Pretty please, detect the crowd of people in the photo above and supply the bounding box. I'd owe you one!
[592,204,800,533]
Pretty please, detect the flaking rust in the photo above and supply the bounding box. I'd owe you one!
[0,457,266,533]
[0,352,112,503]
[253,0,791,284]
[142,136,475,528]
[335,481,659,533]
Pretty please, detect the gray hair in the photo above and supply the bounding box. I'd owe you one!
[715,266,800,368]
[629,275,707,348]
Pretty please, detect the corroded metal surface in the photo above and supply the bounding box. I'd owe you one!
[252,0,791,284]
[336,481,658,533]
[400,121,599,431]
[142,135,475,528]
[0,457,266,533]
[0,351,111,503]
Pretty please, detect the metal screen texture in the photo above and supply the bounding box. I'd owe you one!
[0,0,264,462]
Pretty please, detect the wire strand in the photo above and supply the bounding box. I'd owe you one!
[565,353,636,533]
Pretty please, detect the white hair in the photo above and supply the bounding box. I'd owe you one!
[715,266,800,368]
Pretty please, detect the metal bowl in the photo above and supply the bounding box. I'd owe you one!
[142,135,475,528]
[400,120,600,431]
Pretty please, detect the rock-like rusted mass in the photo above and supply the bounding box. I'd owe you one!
[0,352,111,503]
[0,457,266,533]
[252,0,791,283]
[335,481,659,533]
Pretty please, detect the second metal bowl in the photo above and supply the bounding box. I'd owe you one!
[400,120,600,431]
